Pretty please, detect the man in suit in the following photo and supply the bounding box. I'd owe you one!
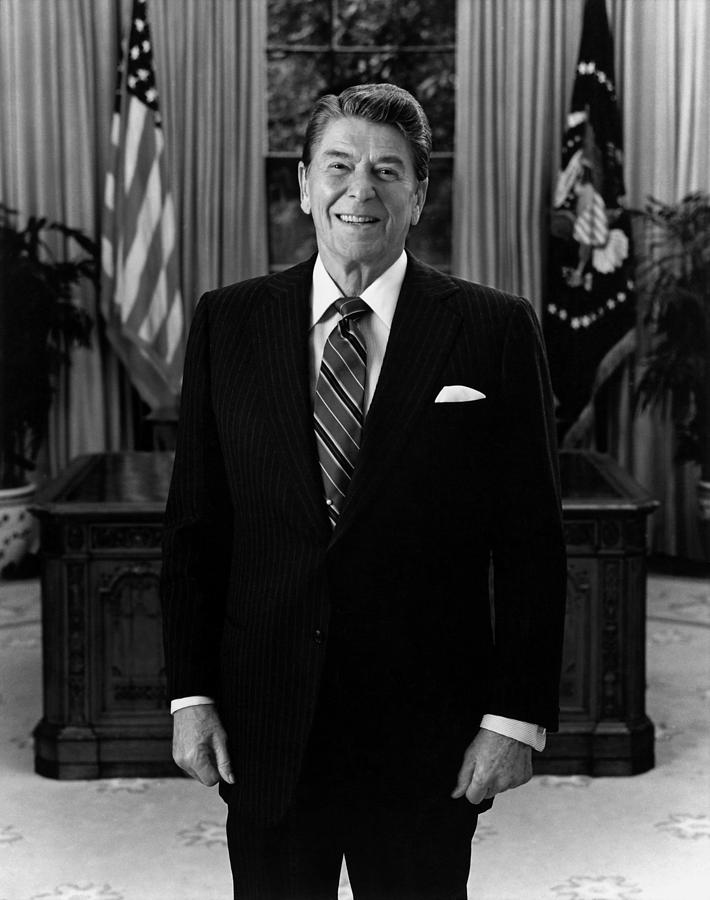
[161,83,566,899]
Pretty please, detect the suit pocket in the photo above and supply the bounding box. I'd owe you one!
[428,398,490,433]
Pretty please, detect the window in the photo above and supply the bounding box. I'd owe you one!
[266,0,456,271]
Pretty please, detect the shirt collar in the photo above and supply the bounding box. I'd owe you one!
[310,251,407,329]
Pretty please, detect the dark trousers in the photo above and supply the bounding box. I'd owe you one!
[226,779,477,900]
[226,652,479,899]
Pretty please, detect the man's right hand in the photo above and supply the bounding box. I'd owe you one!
[172,704,235,786]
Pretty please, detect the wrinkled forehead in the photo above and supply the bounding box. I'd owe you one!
[310,115,417,171]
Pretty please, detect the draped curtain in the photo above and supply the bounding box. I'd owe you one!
[0,0,267,477]
[606,0,709,558]
[454,0,709,558]
[0,0,127,476]
[453,0,584,304]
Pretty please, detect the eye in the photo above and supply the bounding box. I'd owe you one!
[376,168,398,180]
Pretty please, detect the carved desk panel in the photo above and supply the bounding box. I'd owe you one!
[536,450,659,775]
[33,452,176,778]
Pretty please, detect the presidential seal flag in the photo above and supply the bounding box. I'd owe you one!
[543,0,635,443]
[101,0,184,412]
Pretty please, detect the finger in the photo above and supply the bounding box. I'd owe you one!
[213,731,235,785]
[191,744,221,786]
[451,752,476,799]
[465,771,490,805]
[195,769,220,787]
[176,743,220,786]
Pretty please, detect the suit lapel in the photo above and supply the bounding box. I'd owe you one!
[332,255,461,544]
[255,256,331,540]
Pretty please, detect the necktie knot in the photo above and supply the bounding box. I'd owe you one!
[334,296,369,320]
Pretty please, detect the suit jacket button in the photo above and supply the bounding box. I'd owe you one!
[314,628,325,644]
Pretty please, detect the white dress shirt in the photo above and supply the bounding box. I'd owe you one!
[172,251,546,752]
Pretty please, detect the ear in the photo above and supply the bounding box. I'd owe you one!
[298,162,311,215]
[411,178,428,226]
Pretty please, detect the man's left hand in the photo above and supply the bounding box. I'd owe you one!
[451,727,532,804]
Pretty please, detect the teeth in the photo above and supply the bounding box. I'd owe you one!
[338,214,377,224]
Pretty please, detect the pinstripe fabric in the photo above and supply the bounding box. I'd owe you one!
[313,297,369,527]
[161,253,567,827]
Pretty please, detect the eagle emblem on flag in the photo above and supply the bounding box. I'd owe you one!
[544,0,636,441]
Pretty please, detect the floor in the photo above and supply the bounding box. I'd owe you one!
[0,572,708,900]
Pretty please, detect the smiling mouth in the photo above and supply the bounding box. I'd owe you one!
[336,214,380,224]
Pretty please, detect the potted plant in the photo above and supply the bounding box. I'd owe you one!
[633,192,710,558]
[0,203,96,575]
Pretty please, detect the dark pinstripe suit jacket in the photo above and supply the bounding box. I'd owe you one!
[161,252,567,826]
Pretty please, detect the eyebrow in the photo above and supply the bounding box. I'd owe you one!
[375,155,407,167]
[322,150,352,159]
[321,149,407,167]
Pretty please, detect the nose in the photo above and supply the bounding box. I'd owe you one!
[347,168,376,201]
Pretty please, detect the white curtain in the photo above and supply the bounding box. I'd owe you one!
[0,0,126,476]
[454,0,709,558]
[453,0,585,309]
[0,0,267,476]
[148,0,268,317]
[608,0,709,558]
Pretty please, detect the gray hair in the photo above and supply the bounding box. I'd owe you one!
[301,83,432,182]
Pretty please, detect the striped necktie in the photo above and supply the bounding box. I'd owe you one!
[313,296,369,527]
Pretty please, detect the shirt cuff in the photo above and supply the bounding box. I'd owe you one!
[170,695,215,714]
[480,714,546,751]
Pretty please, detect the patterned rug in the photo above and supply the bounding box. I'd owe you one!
[0,573,708,900]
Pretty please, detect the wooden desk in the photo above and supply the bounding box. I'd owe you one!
[539,450,659,775]
[33,452,175,778]
[33,450,657,779]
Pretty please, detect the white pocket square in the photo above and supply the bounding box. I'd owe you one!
[434,385,486,403]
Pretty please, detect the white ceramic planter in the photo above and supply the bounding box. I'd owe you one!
[0,483,39,575]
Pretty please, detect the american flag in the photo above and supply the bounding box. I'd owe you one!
[101,0,184,411]
[543,0,636,444]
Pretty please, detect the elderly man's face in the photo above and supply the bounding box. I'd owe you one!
[298,116,427,276]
